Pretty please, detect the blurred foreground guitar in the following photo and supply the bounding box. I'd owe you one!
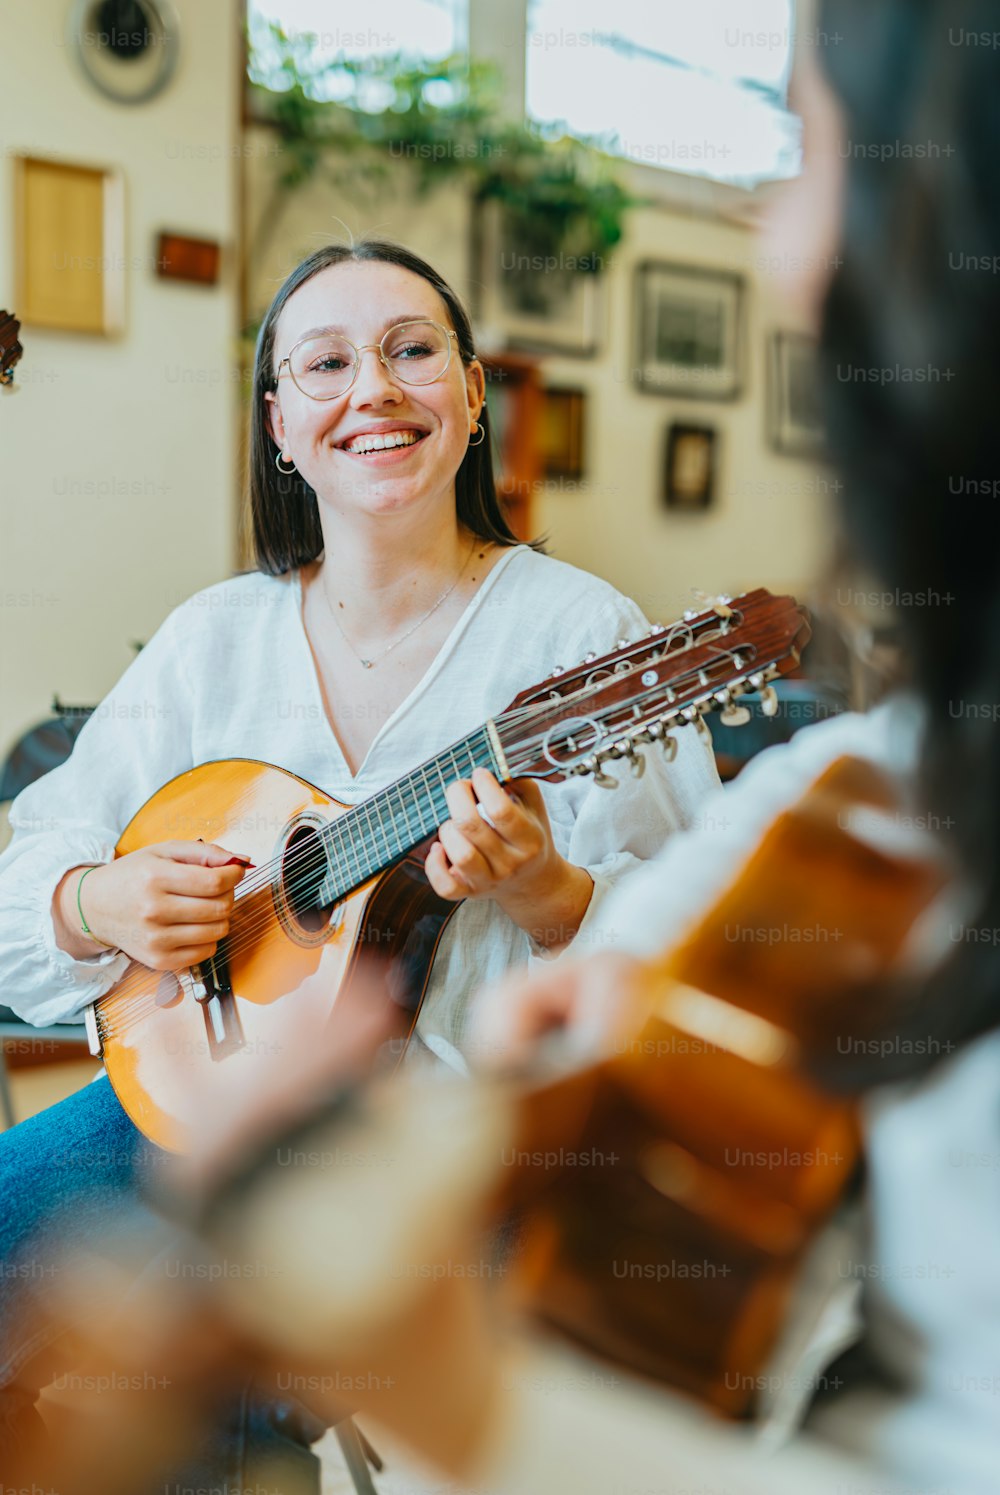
[199,753,947,1429]
[87,589,809,1150]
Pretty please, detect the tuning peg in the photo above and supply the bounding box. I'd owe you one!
[691,589,734,620]
[583,652,597,663]
[760,686,779,718]
[582,752,618,789]
[551,665,565,676]
[659,733,678,763]
[628,749,646,779]
[649,623,664,635]
[616,639,630,650]
[720,703,751,727]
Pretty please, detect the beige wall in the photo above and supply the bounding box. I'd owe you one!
[0,0,240,756]
[244,137,833,627]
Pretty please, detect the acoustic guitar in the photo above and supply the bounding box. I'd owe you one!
[85,588,810,1151]
[0,309,23,387]
[196,751,947,1429]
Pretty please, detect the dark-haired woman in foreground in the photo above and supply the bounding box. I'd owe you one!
[0,241,717,1477]
[170,4,1000,1492]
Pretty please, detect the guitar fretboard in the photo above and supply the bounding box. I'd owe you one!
[315,726,500,905]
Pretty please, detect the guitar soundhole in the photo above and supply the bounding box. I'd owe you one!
[281,824,333,935]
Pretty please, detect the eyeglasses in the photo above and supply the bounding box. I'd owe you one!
[275,319,460,401]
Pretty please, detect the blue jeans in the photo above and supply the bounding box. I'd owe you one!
[0,1074,326,1492]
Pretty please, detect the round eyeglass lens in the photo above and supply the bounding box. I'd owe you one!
[287,320,452,399]
[379,321,452,384]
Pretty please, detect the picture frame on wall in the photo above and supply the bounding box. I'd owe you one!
[767,330,827,457]
[634,261,744,400]
[470,200,604,358]
[664,422,717,511]
[540,387,586,480]
[14,154,126,335]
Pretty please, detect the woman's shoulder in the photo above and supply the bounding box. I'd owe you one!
[163,569,297,636]
[498,546,640,620]
[138,571,299,675]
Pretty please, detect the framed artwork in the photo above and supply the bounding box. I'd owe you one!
[470,201,604,358]
[540,387,586,480]
[664,422,717,511]
[156,231,222,285]
[634,261,744,400]
[14,155,125,335]
[768,330,827,457]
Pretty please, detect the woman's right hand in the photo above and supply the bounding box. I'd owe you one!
[53,841,252,968]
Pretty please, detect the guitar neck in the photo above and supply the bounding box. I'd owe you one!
[311,587,811,909]
[315,725,502,904]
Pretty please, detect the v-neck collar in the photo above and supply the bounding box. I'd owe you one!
[289,544,527,785]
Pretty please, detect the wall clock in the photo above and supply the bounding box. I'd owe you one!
[70,0,180,105]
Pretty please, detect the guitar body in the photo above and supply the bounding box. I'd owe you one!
[503,756,947,1416]
[97,759,455,1151]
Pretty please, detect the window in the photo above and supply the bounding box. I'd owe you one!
[248,0,467,96]
[525,0,801,187]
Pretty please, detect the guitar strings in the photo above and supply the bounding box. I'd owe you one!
[98,644,762,1040]
[96,642,761,1038]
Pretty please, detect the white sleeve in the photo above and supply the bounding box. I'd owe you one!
[0,608,196,1026]
[530,593,721,963]
[586,703,916,958]
[481,1341,915,1495]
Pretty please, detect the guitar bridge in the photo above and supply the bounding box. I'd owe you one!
[180,948,245,1060]
[83,1003,104,1058]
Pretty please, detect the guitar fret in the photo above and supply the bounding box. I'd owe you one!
[318,731,500,903]
[394,781,418,845]
[370,791,395,862]
[362,798,381,872]
[325,823,349,893]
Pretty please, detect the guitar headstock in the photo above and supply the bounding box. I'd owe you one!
[497,589,811,785]
[0,310,23,389]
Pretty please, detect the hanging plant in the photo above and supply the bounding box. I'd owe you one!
[246,22,637,276]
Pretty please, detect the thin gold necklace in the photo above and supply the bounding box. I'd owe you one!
[322,540,478,669]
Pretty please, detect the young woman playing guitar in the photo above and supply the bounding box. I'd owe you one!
[0,242,717,1480]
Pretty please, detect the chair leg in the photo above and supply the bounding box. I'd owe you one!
[334,1417,380,1494]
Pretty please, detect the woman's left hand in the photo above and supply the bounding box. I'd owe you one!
[425,768,593,950]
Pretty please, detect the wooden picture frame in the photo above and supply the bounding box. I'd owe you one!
[634,261,744,400]
[540,388,586,480]
[767,330,827,457]
[471,200,604,358]
[14,155,126,335]
[664,422,717,511]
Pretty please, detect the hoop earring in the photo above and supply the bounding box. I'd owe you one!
[467,423,486,448]
[275,451,297,474]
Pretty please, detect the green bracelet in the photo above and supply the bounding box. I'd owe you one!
[76,865,114,948]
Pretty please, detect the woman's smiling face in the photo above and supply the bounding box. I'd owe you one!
[265,259,485,521]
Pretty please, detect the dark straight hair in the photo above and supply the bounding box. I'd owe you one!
[247,239,528,575]
[816,0,1000,1084]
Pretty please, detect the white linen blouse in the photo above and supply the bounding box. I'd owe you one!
[0,545,719,1047]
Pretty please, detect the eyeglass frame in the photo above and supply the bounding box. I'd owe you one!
[273,319,462,401]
